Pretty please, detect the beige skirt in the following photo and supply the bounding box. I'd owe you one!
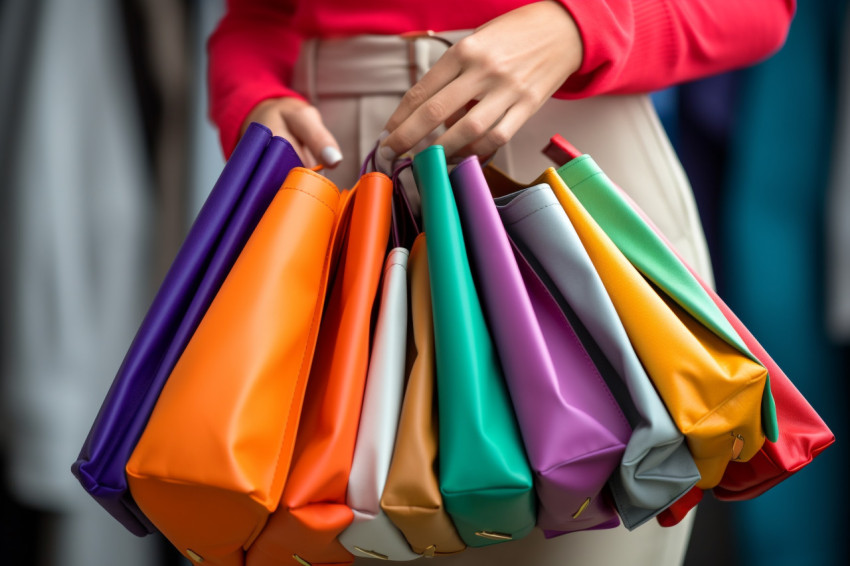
[292,32,712,566]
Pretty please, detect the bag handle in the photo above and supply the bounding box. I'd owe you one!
[542,133,583,165]
[361,141,420,250]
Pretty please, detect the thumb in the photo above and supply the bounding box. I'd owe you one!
[285,103,343,168]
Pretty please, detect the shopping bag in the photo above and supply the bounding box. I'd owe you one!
[246,170,393,566]
[450,156,630,533]
[575,165,835,512]
[336,247,419,562]
[126,165,343,566]
[73,123,300,535]
[543,164,769,489]
[488,176,701,530]
[412,145,536,547]
[380,233,467,557]
[710,290,835,499]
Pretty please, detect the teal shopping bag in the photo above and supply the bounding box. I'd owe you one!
[412,146,536,547]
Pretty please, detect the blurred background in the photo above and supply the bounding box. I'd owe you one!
[0,1,847,565]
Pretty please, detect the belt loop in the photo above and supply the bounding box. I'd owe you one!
[416,39,430,85]
[402,31,454,88]
[303,38,319,106]
[405,39,419,87]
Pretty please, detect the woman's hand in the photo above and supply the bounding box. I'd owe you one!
[380,1,583,161]
[242,96,343,168]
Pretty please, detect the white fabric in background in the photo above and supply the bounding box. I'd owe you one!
[2,0,159,564]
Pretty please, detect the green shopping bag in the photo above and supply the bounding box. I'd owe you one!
[411,146,536,547]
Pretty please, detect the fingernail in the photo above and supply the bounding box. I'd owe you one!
[377,129,390,143]
[379,144,396,162]
[320,146,343,167]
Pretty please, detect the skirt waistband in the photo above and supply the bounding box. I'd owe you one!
[292,31,472,101]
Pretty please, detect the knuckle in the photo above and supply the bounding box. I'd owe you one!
[523,85,547,106]
[452,35,484,65]
[505,72,526,91]
[402,82,429,109]
[282,106,312,129]
[460,115,488,139]
[421,98,447,124]
[486,126,511,149]
[292,103,319,121]
[389,129,417,153]
[481,55,505,78]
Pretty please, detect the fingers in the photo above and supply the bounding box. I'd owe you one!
[463,103,529,158]
[380,34,530,160]
[381,52,466,159]
[433,89,518,157]
[242,97,343,168]
[380,2,583,161]
[383,52,463,134]
[284,102,343,168]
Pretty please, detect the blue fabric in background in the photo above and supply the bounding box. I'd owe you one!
[668,2,849,564]
[721,2,849,563]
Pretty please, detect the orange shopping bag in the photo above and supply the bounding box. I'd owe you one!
[246,171,393,566]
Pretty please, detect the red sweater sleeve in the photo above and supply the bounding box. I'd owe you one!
[555,0,796,97]
[208,0,304,156]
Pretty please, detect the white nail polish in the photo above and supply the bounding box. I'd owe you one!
[320,146,343,167]
[377,129,390,143]
[379,144,396,162]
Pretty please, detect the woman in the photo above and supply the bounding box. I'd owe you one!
[207,2,795,564]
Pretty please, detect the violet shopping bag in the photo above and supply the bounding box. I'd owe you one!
[126,166,345,566]
[411,145,536,547]
[489,178,701,530]
[450,156,630,534]
[72,123,300,535]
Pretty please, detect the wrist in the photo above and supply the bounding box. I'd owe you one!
[542,0,584,78]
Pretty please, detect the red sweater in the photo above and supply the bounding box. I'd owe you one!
[208,0,795,156]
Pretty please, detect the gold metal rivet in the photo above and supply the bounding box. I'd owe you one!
[186,549,204,563]
[474,531,512,541]
[423,545,436,558]
[353,547,389,560]
[731,433,745,460]
[292,554,311,566]
[572,497,592,519]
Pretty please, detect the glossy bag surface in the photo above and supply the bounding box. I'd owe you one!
[491,180,701,530]
[559,154,779,444]
[380,234,466,557]
[710,289,834,499]
[126,167,341,566]
[337,247,420,562]
[607,189,835,503]
[450,157,629,534]
[545,165,768,490]
[412,146,536,547]
[246,172,392,566]
[72,123,300,535]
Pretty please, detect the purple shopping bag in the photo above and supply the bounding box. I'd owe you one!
[71,123,302,535]
[449,156,630,534]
